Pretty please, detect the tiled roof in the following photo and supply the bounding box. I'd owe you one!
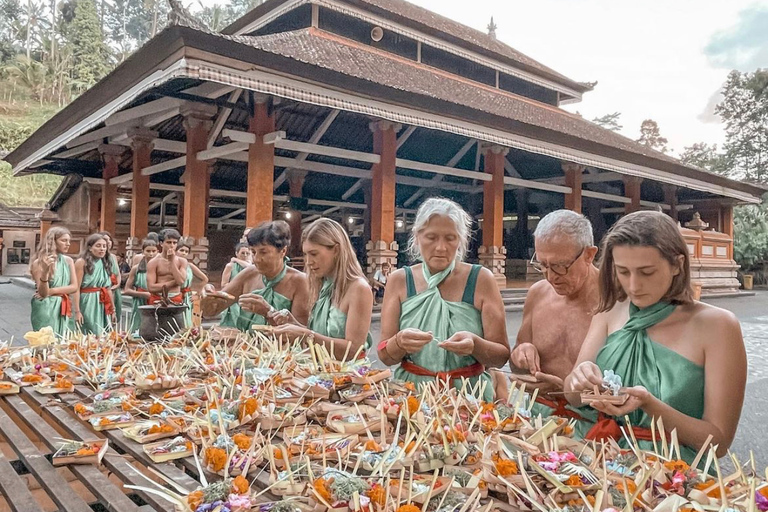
[0,204,40,229]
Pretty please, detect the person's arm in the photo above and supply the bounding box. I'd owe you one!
[123,267,150,299]
[48,256,78,296]
[221,263,233,287]
[563,311,611,406]
[168,257,186,286]
[31,259,51,298]
[232,257,252,268]
[146,259,161,293]
[189,263,208,289]
[509,283,541,373]
[74,259,85,324]
[289,273,311,327]
[439,268,510,368]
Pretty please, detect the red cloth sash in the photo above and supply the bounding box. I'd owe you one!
[535,395,583,420]
[109,274,118,287]
[585,413,661,443]
[80,287,115,316]
[148,294,184,306]
[400,359,485,383]
[180,287,191,294]
[59,294,72,318]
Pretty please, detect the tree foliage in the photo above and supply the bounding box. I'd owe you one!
[679,142,728,174]
[734,200,768,272]
[637,119,669,153]
[591,112,622,132]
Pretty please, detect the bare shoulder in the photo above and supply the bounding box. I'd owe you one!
[285,267,308,287]
[349,276,373,295]
[524,279,551,303]
[387,268,407,288]
[74,258,85,269]
[474,266,500,293]
[63,255,75,265]
[686,301,741,335]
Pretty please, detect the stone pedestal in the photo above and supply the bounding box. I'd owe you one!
[680,213,740,297]
[125,236,142,263]
[478,245,507,288]
[366,240,398,276]
[181,236,209,271]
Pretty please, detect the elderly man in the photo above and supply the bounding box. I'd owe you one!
[510,210,599,414]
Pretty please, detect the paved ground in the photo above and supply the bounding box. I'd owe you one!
[2,281,765,467]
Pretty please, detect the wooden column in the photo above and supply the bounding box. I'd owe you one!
[87,185,101,233]
[287,171,305,262]
[98,144,123,236]
[181,104,216,271]
[246,98,275,228]
[479,144,508,288]
[664,185,679,222]
[563,162,584,213]
[38,210,56,240]
[126,129,156,261]
[721,204,734,259]
[623,176,643,214]
[366,120,399,275]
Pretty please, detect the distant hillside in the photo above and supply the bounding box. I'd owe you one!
[0,100,63,208]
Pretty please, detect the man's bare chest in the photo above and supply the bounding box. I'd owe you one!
[530,303,592,354]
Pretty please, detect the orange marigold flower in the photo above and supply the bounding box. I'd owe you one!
[233,433,251,451]
[148,403,165,415]
[239,398,259,420]
[407,396,420,416]
[366,484,386,507]
[54,378,72,389]
[404,382,416,392]
[99,417,113,426]
[21,374,44,383]
[205,446,228,472]
[231,475,249,494]
[663,459,690,473]
[365,440,382,452]
[313,478,333,504]
[494,459,519,477]
[74,404,88,415]
[187,490,204,510]
[75,447,96,456]
[396,505,421,512]
[759,487,768,500]
[273,448,284,459]
[565,475,582,487]
[148,424,174,435]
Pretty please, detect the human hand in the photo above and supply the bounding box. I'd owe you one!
[39,253,56,276]
[201,284,216,297]
[530,372,565,393]
[510,343,541,374]
[272,323,310,341]
[33,292,43,300]
[76,312,83,324]
[568,361,604,393]
[267,309,294,326]
[589,386,649,416]
[395,328,433,354]
[166,247,175,259]
[238,294,272,316]
[438,331,475,357]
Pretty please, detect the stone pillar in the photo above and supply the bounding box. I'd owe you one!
[99,144,124,236]
[663,185,678,222]
[37,210,56,240]
[366,120,400,275]
[479,144,508,288]
[181,104,216,271]
[623,176,642,214]
[246,97,275,228]
[126,128,156,261]
[563,162,584,213]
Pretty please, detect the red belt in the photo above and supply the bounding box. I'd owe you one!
[148,294,184,305]
[400,359,485,383]
[80,287,115,315]
[585,413,662,443]
[58,294,72,318]
[535,395,583,420]
[180,287,191,294]
[110,274,118,286]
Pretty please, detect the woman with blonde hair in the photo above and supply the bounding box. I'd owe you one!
[273,218,372,359]
[376,198,509,400]
[29,227,78,335]
[565,211,746,463]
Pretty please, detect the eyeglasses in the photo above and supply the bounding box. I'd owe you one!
[530,247,585,276]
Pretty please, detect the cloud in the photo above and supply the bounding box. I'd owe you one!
[698,86,724,123]
[704,4,768,70]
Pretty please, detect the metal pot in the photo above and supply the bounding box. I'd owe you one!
[138,304,188,341]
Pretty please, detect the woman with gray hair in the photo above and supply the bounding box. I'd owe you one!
[377,198,509,400]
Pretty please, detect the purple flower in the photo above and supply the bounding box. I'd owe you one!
[756,489,768,512]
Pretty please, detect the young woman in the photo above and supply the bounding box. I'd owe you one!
[29,227,77,336]
[176,242,208,327]
[564,211,746,462]
[99,231,122,324]
[219,243,252,328]
[203,221,310,331]
[376,198,509,401]
[123,239,158,335]
[75,234,115,334]
[272,218,372,359]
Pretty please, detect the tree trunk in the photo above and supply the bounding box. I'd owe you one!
[26,0,32,60]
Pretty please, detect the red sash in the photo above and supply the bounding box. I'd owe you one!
[80,287,115,316]
[148,294,184,306]
[180,287,191,295]
[109,274,118,287]
[585,413,661,443]
[59,294,72,318]
[535,395,583,420]
[400,359,485,383]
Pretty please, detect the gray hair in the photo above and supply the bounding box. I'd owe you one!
[534,210,594,248]
[408,197,473,262]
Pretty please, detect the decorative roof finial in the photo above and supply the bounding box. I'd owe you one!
[487,16,497,39]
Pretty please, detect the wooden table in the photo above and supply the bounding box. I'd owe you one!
[0,385,280,512]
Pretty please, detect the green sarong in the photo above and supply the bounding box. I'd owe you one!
[573,302,705,464]
[236,263,292,332]
[308,278,372,352]
[219,262,245,327]
[129,270,148,334]
[79,259,113,335]
[392,262,492,401]
[182,266,193,328]
[109,254,122,320]
[30,254,75,336]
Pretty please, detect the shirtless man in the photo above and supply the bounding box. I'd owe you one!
[146,228,188,305]
[510,210,599,402]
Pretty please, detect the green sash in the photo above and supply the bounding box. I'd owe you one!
[393,262,491,400]
[182,265,193,328]
[574,302,705,463]
[79,259,112,335]
[220,262,245,328]
[30,254,75,336]
[308,278,372,351]
[236,262,292,331]
[129,270,148,334]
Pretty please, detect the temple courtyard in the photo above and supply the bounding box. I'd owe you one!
[0,280,764,468]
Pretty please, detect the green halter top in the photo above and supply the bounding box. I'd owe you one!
[392,262,492,401]
[109,254,122,320]
[219,262,245,328]
[236,261,292,332]
[182,265,194,328]
[129,268,149,334]
[308,278,373,351]
[574,302,705,463]
[79,259,113,335]
[30,254,75,336]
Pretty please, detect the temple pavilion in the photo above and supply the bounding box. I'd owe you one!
[4,0,764,292]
